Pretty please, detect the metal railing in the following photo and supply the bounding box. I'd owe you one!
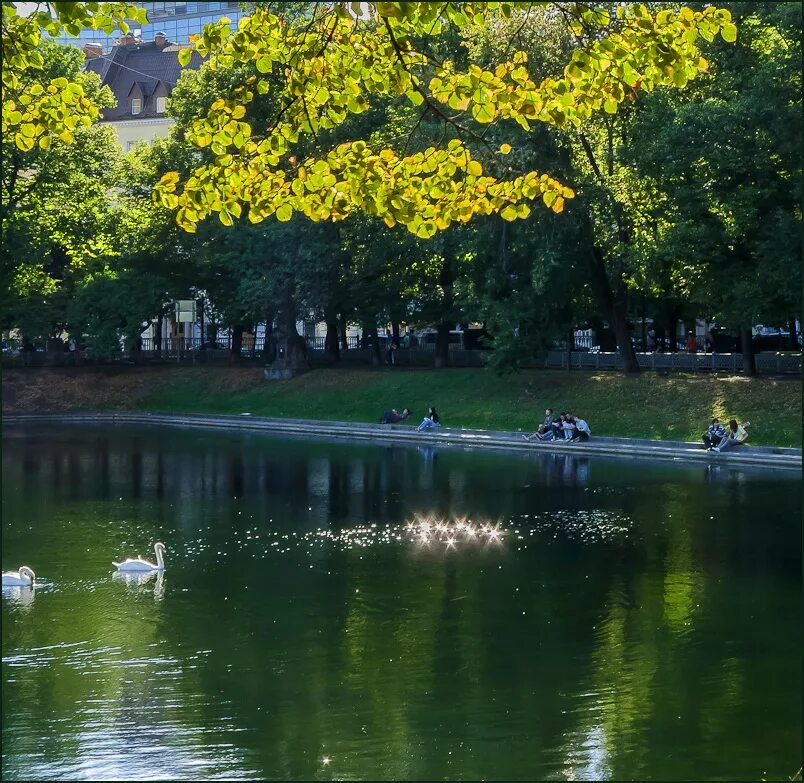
[3,341,800,374]
[545,350,801,373]
[305,336,360,351]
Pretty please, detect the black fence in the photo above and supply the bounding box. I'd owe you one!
[3,343,801,375]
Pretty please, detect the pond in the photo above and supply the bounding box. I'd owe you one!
[2,424,800,781]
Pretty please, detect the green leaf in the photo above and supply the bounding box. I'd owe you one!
[276,203,293,222]
[721,23,737,43]
[471,102,495,123]
[466,160,482,177]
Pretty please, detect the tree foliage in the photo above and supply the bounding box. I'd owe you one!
[155,2,736,236]
[624,2,802,335]
[1,42,123,338]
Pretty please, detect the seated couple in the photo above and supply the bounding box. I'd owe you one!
[702,418,750,452]
[524,408,591,443]
[380,407,441,432]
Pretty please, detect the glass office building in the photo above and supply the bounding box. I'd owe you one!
[54,2,245,51]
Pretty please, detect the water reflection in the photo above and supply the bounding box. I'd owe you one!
[1,585,36,612]
[112,570,166,601]
[2,424,801,781]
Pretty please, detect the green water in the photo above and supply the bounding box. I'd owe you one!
[2,424,800,781]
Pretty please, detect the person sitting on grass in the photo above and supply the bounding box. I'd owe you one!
[380,407,412,424]
[711,419,750,452]
[560,414,577,442]
[570,416,591,442]
[552,413,567,441]
[417,406,441,432]
[702,418,726,449]
[523,408,557,441]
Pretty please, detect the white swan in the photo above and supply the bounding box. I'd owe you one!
[113,542,166,572]
[2,566,35,587]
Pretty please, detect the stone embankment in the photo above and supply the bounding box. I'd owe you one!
[3,412,800,471]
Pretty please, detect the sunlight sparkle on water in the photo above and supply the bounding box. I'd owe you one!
[177,510,633,564]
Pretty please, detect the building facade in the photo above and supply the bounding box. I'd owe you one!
[55,2,244,52]
[84,33,204,150]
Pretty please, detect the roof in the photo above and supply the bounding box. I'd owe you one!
[84,40,204,121]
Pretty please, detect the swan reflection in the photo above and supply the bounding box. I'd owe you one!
[112,569,165,600]
[2,584,36,611]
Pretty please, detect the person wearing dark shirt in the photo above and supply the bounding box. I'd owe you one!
[524,408,558,441]
[702,418,726,449]
[380,408,412,424]
[417,407,441,432]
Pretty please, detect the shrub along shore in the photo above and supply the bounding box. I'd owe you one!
[2,366,800,448]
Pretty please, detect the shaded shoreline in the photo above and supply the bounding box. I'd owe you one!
[3,411,800,471]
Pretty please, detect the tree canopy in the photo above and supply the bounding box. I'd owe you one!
[153,2,737,236]
[2,1,798,377]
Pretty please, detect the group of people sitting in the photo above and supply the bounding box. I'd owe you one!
[702,418,750,452]
[380,406,751,454]
[380,407,440,432]
[523,408,592,443]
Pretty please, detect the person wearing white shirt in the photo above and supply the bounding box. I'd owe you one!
[571,418,592,442]
[712,419,750,452]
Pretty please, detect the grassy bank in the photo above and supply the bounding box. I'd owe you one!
[3,366,801,447]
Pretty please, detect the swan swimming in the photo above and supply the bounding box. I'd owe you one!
[113,542,166,572]
[2,566,35,587]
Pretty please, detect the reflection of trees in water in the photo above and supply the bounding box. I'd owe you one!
[4,427,800,779]
[9,427,777,527]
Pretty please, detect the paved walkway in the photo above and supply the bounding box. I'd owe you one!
[3,412,800,470]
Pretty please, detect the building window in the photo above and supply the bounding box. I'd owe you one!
[126,141,136,152]
[131,97,142,115]
[156,96,166,114]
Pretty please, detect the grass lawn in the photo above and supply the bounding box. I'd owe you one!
[6,365,797,447]
[3,366,801,447]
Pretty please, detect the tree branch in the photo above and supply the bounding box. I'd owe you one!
[579,133,605,184]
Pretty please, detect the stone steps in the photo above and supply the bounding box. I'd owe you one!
[3,412,800,470]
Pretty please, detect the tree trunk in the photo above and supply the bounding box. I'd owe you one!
[277,292,307,369]
[231,324,244,358]
[741,327,756,376]
[369,326,382,366]
[640,291,647,352]
[434,251,456,369]
[567,327,574,369]
[325,315,340,363]
[264,320,275,363]
[789,316,799,350]
[339,314,349,351]
[611,299,639,373]
[154,316,162,357]
[434,322,450,368]
[586,244,640,373]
